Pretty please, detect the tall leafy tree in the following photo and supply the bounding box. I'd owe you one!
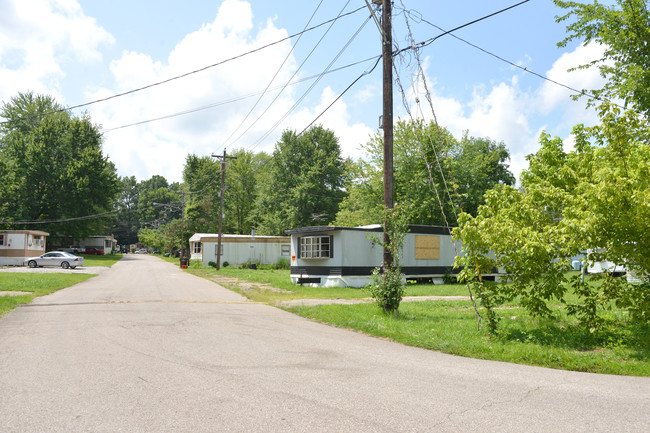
[336,120,515,227]
[253,126,347,235]
[455,0,650,330]
[224,149,267,235]
[451,134,516,218]
[112,176,140,246]
[137,175,182,229]
[183,154,221,235]
[0,92,119,242]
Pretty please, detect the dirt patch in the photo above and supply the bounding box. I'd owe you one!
[209,275,292,294]
[280,295,471,308]
[0,266,107,275]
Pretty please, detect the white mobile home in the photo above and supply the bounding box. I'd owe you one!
[79,235,117,255]
[287,225,463,288]
[0,230,49,266]
[189,233,291,267]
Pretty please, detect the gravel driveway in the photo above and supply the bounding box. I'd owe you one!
[0,266,108,274]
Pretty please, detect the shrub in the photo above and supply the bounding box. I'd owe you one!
[442,268,456,285]
[272,257,290,270]
[208,261,216,268]
[222,261,229,268]
[367,265,406,317]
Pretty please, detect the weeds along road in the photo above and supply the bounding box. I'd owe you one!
[0,254,648,432]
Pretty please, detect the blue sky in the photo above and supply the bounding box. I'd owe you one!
[0,0,605,182]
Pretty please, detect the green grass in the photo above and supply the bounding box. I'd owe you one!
[80,253,123,267]
[185,265,649,376]
[188,267,468,303]
[287,301,649,376]
[0,273,95,317]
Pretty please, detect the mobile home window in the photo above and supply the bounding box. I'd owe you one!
[281,245,291,256]
[0,234,4,246]
[299,236,332,259]
[193,242,202,254]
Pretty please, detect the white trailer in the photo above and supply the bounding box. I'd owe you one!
[189,233,291,267]
[287,225,463,288]
[0,230,49,266]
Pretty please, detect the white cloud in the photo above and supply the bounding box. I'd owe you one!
[291,86,375,160]
[0,0,113,105]
[91,0,378,182]
[537,43,607,115]
[398,47,609,182]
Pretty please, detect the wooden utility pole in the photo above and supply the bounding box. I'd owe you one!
[212,149,237,270]
[181,191,186,258]
[382,0,394,268]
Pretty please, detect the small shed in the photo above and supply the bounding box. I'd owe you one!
[286,224,463,288]
[0,230,49,266]
[189,233,291,267]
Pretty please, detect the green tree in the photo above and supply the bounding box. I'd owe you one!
[253,126,347,235]
[336,120,515,227]
[0,92,119,242]
[451,134,516,217]
[224,149,266,235]
[555,0,650,116]
[137,175,181,229]
[454,123,650,329]
[334,159,383,227]
[183,154,221,235]
[112,176,140,246]
[453,0,650,331]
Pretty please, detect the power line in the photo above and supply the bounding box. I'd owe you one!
[100,56,379,133]
[220,0,326,149]
[0,6,366,127]
[227,0,354,150]
[245,14,373,152]
[298,54,382,136]
[399,4,628,111]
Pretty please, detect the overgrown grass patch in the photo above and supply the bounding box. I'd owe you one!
[186,264,649,375]
[0,273,95,317]
[286,301,649,376]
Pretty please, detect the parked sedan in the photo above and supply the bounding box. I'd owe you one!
[25,251,84,269]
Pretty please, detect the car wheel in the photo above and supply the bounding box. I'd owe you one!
[28,260,37,268]
[61,261,70,269]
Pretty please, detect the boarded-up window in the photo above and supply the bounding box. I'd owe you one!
[415,235,440,260]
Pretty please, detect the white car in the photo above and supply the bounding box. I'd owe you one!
[25,251,84,269]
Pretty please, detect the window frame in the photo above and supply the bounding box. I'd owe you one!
[298,235,333,259]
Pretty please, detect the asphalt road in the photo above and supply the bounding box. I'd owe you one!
[0,254,648,432]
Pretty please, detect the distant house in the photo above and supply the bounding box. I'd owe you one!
[58,235,117,255]
[0,230,49,266]
[286,224,464,288]
[79,235,117,255]
[189,233,291,267]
